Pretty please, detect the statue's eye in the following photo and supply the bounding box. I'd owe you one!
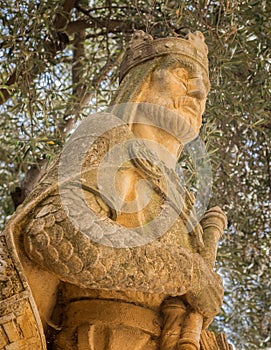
[173,68,188,81]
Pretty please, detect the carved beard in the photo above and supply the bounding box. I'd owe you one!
[135,96,202,144]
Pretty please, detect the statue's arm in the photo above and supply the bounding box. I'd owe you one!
[186,206,227,325]
[161,206,227,350]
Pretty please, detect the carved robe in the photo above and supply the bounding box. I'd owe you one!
[0,120,226,349]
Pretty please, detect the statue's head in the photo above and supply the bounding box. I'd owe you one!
[114,30,210,144]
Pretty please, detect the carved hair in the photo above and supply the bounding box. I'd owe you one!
[111,57,161,105]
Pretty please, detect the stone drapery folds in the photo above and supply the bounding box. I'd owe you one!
[0,30,233,350]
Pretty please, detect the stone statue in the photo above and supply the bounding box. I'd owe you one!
[0,30,232,350]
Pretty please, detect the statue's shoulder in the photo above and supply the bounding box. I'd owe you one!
[0,122,135,349]
[9,121,134,223]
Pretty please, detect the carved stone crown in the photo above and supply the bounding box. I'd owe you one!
[119,30,209,82]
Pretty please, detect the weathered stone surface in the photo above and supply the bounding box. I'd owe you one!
[200,331,233,350]
[0,30,233,349]
[0,233,46,349]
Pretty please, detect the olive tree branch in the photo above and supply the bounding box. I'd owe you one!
[0,0,77,106]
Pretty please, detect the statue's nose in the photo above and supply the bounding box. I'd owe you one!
[187,77,206,100]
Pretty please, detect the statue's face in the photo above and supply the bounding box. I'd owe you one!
[137,59,209,136]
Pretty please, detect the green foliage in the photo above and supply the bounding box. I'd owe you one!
[0,0,270,348]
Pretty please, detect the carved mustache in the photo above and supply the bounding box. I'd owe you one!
[168,96,201,117]
[136,102,200,143]
[137,95,201,118]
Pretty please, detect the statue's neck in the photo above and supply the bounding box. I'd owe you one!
[130,121,183,169]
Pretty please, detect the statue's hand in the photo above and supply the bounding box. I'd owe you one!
[185,253,224,328]
[161,254,223,350]
[200,206,227,268]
